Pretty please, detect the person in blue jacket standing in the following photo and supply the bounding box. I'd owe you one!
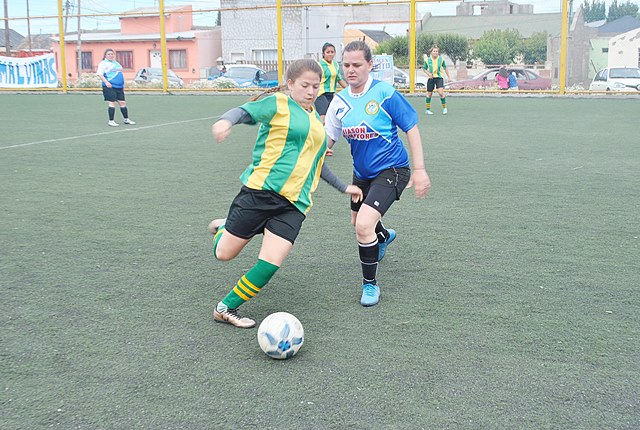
[96,48,135,127]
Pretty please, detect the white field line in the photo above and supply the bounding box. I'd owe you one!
[0,116,219,151]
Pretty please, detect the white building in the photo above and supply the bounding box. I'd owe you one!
[220,0,410,63]
[608,27,640,68]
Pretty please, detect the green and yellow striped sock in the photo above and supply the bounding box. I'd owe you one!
[221,259,279,310]
[212,225,225,258]
[441,97,447,109]
[426,97,432,111]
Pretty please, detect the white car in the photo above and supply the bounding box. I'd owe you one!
[589,67,640,92]
[393,68,429,89]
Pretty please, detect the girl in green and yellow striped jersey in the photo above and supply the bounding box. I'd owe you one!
[315,43,347,156]
[424,45,451,115]
[208,59,362,329]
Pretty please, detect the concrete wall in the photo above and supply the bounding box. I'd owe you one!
[608,28,640,68]
[220,0,408,63]
[456,1,534,16]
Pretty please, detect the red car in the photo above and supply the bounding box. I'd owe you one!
[445,67,552,90]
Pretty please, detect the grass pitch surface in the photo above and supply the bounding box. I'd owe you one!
[1,93,638,429]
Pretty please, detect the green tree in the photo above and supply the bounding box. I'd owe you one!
[376,33,469,67]
[607,0,640,21]
[416,33,437,66]
[375,36,410,66]
[216,11,221,26]
[473,29,522,66]
[434,33,470,66]
[520,31,548,65]
[582,0,606,22]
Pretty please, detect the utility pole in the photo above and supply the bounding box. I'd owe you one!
[64,0,72,35]
[3,0,11,57]
[77,0,82,79]
[26,0,32,54]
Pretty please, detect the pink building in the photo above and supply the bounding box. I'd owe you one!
[52,5,222,83]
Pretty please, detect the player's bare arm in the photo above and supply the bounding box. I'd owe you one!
[212,119,233,143]
[404,125,431,198]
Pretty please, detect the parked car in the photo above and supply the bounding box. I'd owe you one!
[392,67,428,89]
[589,67,640,92]
[445,67,551,90]
[210,65,278,88]
[207,67,225,80]
[134,68,184,87]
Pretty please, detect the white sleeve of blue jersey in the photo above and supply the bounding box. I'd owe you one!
[324,96,343,143]
[96,61,108,76]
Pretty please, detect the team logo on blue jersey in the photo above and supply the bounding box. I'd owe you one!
[365,100,379,115]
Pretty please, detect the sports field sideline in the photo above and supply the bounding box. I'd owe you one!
[1,93,638,429]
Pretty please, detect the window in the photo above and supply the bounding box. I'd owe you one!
[169,49,187,69]
[116,51,133,70]
[252,49,277,62]
[602,47,608,53]
[77,51,93,70]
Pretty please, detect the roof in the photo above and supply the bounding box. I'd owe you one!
[344,21,414,38]
[360,30,393,44]
[0,29,25,49]
[421,13,562,39]
[51,30,198,42]
[16,34,53,51]
[119,5,191,18]
[597,15,640,35]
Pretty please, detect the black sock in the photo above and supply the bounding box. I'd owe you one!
[358,239,379,285]
[120,106,129,119]
[108,107,115,121]
[375,221,389,243]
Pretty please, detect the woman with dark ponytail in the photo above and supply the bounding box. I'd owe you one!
[315,43,347,125]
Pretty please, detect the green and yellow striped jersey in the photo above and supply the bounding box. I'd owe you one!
[239,92,327,215]
[318,59,343,96]
[424,56,447,78]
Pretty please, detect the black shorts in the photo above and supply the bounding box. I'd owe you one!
[427,78,444,92]
[350,167,411,216]
[102,86,126,102]
[224,186,305,244]
[314,93,334,116]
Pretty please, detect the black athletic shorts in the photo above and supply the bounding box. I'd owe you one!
[224,186,305,244]
[350,167,411,216]
[314,93,334,116]
[427,77,444,92]
[102,86,126,102]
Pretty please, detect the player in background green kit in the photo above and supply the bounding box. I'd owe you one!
[208,59,362,329]
[424,45,451,115]
[315,42,347,155]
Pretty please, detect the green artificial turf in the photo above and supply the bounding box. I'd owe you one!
[1,93,638,429]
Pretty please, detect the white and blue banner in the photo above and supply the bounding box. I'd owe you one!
[371,55,394,85]
[0,54,58,88]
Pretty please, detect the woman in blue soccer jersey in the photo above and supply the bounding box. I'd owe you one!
[208,59,363,329]
[325,40,432,307]
[96,48,135,127]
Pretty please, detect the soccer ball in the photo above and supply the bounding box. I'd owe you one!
[257,312,304,360]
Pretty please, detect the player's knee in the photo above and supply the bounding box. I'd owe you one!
[354,219,375,238]
[214,246,235,261]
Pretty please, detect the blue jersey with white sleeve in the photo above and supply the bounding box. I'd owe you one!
[96,59,125,89]
[325,77,418,180]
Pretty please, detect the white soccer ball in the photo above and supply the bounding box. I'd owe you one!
[257,312,304,360]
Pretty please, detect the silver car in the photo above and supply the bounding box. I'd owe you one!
[134,68,184,87]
